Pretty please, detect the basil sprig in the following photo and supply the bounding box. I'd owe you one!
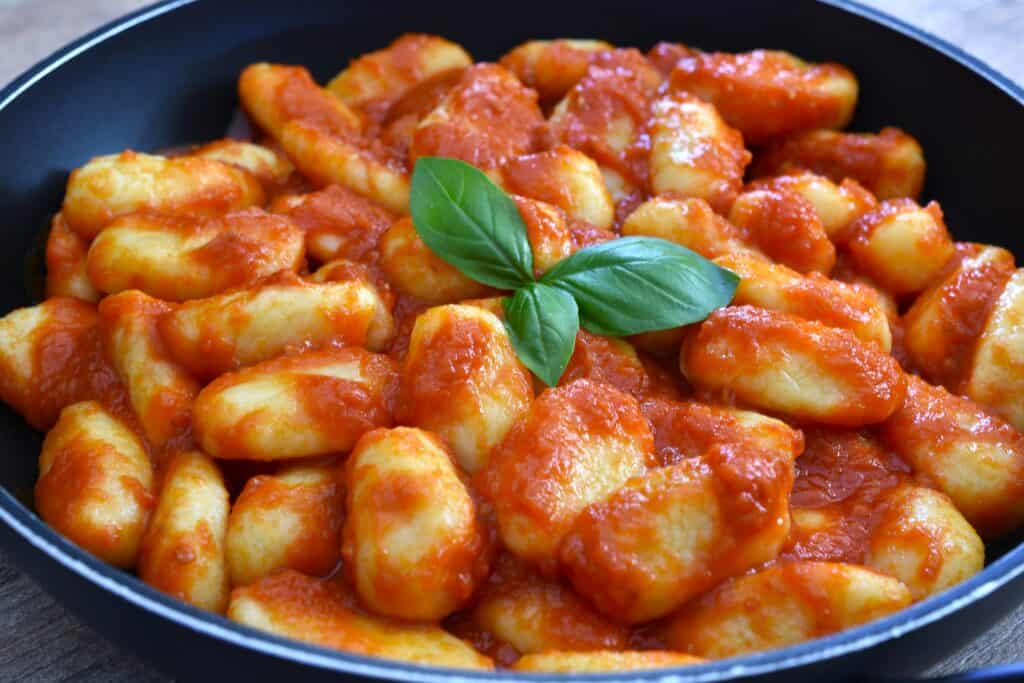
[410,157,739,386]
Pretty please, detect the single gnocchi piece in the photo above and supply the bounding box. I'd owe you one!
[327,34,472,110]
[866,485,983,600]
[560,440,797,623]
[749,171,878,242]
[226,462,343,586]
[641,399,804,469]
[410,63,543,171]
[159,271,395,379]
[193,347,398,461]
[45,214,100,302]
[548,49,663,199]
[498,146,614,230]
[846,199,954,296]
[963,268,1024,430]
[98,290,199,450]
[277,119,411,214]
[238,63,363,141]
[35,401,154,568]
[343,427,489,621]
[238,63,410,213]
[902,244,1015,389]
[661,562,912,658]
[752,127,926,201]
[475,379,654,573]
[397,305,533,473]
[269,184,395,264]
[667,48,857,144]
[138,450,230,612]
[879,374,1024,538]
[228,571,493,669]
[0,297,121,430]
[681,306,906,426]
[468,552,629,655]
[716,251,892,351]
[728,187,837,274]
[621,196,760,260]
[647,91,751,213]
[511,651,703,673]
[499,39,613,102]
[378,217,493,304]
[62,151,265,239]
[86,209,305,302]
[191,140,295,190]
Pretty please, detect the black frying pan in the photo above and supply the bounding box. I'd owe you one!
[1,1,1022,681]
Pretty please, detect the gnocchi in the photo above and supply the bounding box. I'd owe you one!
[5,30,1022,674]
[63,151,265,239]
[86,209,305,302]
[193,347,398,461]
[225,462,343,586]
[343,427,489,620]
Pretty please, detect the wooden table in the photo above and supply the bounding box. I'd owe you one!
[1,1,1022,680]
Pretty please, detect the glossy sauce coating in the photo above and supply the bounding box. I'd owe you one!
[786,427,910,565]
[11,31,1024,672]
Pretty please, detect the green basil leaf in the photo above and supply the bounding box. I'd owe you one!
[540,236,739,336]
[410,157,534,289]
[503,283,579,387]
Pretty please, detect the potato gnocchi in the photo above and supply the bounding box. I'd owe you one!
[3,30,1020,675]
